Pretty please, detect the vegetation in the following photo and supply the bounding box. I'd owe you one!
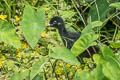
[0,0,120,80]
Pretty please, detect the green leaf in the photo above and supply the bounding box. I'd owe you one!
[110,2,120,10]
[71,32,99,56]
[101,45,120,67]
[89,65,108,80]
[21,5,46,48]
[101,45,120,80]
[59,10,76,19]
[74,71,89,80]
[93,54,106,65]
[101,45,120,66]
[74,65,108,80]
[0,20,21,48]
[49,47,80,66]
[103,61,120,80]
[30,57,46,80]
[0,7,3,11]
[66,23,77,32]
[32,74,44,80]
[101,45,117,60]
[9,69,30,80]
[82,21,103,34]
[88,0,109,21]
[110,41,120,48]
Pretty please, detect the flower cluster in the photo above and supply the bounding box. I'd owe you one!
[0,14,7,20]
[0,54,6,67]
[15,16,20,22]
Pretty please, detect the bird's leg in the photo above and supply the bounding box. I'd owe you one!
[92,46,97,53]
[77,56,82,62]
[86,49,92,57]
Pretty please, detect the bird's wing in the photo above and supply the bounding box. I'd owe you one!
[67,32,80,41]
[61,32,80,49]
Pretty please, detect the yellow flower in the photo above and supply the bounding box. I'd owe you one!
[115,36,119,41]
[87,58,92,62]
[41,31,46,38]
[0,54,5,67]
[22,43,28,48]
[15,16,20,22]
[17,48,21,52]
[17,52,22,58]
[74,66,78,70]
[56,68,62,75]
[0,61,3,67]
[59,63,63,67]
[0,15,6,20]
[66,64,71,68]
[44,8,48,11]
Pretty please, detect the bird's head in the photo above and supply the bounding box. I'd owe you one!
[47,16,64,29]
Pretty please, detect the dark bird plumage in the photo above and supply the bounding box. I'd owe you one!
[47,16,98,60]
[47,16,80,49]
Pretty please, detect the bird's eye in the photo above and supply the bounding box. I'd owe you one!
[53,21,57,24]
[58,22,61,25]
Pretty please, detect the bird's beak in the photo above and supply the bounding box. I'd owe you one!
[46,23,51,27]
[46,23,53,28]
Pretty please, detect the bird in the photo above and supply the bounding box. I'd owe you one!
[47,16,98,61]
[47,16,80,49]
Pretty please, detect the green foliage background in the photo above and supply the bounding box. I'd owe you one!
[0,0,120,80]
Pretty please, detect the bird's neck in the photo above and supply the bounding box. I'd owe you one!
[58,25,68,36]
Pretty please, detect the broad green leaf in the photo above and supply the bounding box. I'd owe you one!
[74,65,108,80]
[110,2,120,10]
[82,21,103,34]
[101,45,120,67]
[49,47,80,66]
[0,20,21,48]
[101,45,120,66]
[30,57,46,80]
[89,65,108,80]
[71,32,99,56]
[103,61,120,80]
[88,0,109,21]
[101,45,117,60]
[93,54,106,65]
[9,69,29,80]
[110,41,120,48]
[21,5,46,48]
[101,45,120,80]
[74,71,89,80]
